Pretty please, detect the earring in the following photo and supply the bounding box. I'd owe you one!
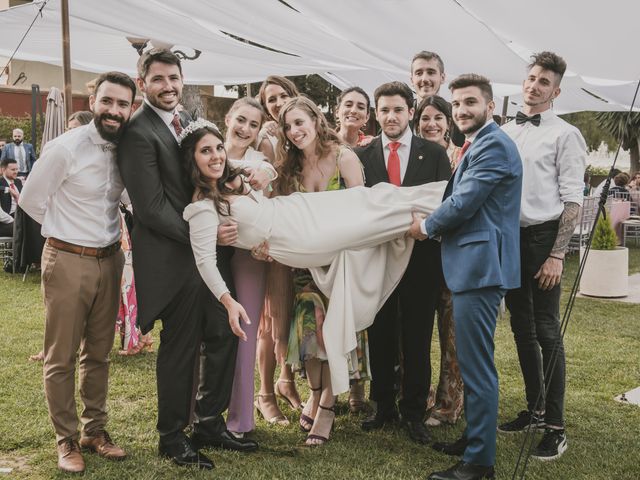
[444,129,450,143]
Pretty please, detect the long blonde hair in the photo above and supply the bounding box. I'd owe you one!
[275,96,341,195]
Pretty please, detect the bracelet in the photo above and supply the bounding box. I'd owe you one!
[549,254,564,261]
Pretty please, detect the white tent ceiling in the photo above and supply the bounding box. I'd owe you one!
[1,0,638,113]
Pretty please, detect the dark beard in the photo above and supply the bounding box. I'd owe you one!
[458,112,488,136]
[94,112,126,143]
[14,139,22,145]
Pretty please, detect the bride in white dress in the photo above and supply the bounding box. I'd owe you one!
[181,120,446,395]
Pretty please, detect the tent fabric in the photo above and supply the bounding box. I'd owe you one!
[0,0,637,112]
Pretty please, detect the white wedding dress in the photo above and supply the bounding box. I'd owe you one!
[184,181,447,393]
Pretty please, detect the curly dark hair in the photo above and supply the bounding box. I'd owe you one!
[181,125,245,216]
[275,96,342,195]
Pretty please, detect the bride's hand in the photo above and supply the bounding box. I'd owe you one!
[221,294,250,341]
[262,120,278,138]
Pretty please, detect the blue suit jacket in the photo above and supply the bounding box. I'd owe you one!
[425,122,522,293]
[1,142,37,172]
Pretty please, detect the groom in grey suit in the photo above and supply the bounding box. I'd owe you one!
[117,49,256,470]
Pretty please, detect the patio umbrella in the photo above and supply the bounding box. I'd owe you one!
[40,86,66,151]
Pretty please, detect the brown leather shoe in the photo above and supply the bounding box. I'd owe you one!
[57,439,85,473]
[80,430,126,460]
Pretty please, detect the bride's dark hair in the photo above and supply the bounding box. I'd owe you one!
[181,125,244,215]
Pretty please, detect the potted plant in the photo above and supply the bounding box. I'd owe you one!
[580,215,628,297]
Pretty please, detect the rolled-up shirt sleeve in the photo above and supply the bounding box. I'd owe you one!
[183,200,230,300]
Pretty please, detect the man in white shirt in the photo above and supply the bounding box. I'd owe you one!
[499,51,586,461]
[19,71,135,474]
[0,128,37,176]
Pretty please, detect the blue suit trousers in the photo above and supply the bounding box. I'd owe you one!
[452,286,506,466]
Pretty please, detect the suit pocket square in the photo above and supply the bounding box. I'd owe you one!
[456,230,490,246]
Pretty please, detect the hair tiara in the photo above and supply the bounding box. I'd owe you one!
[178,118,220,145]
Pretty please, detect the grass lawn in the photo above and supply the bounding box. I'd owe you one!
[0,248,639,479]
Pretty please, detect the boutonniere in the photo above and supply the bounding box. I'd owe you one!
[418,155,423,160]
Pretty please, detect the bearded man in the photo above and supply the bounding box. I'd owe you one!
[19,71,135,474]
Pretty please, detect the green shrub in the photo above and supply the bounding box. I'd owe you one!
[591,215,618,250]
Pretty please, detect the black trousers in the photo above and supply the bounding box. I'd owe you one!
[367,239,442,421]
[0,222,13,237]
[505,220,565,427]
[156,246,237,443]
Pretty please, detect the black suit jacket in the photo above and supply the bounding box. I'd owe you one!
[0,177,23,215]
[356,134,451,188]
[117,104,201,331]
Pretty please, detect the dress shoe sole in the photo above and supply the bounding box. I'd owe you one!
[194,441,258,453]
[159,452,214,470]
[57,465,85,474]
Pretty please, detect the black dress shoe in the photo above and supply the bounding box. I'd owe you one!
[361,408,399,431]
[158,438,214,470]
[427,461,494,480]
[432,436,468,456]
[192,430,258,452]
[401,419,432,444]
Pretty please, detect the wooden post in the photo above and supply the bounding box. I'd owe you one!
[501,95,509,125]
[245,83,252,97]
[61,0,72,122]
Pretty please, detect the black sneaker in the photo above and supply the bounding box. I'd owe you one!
[531,428,567,461]
[497,410,545,433]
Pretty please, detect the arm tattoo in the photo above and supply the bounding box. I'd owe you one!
[551,202,581,255]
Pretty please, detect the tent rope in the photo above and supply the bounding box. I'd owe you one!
[511,77,640,480]
[1,0,50,78]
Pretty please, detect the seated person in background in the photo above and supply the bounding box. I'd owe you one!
[0,159,22,217]
[608,172,631,200]
[0,207,13,237]
[628,172,640,191]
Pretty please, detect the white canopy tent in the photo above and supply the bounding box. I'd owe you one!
[1,0,638,113]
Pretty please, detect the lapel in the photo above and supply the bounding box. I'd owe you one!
[402,135,423,186]
[141,103,180,154]
[454,122,498,182]
[369,137,389,184]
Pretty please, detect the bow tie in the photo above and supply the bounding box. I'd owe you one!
[515,111,541,126]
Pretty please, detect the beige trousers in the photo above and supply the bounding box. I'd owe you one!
[41,242,124,443]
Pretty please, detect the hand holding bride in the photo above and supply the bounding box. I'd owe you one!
[407,211,428,241]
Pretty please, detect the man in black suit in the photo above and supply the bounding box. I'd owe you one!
[117,49,256,471]
[1,158,23,217]
[356,81,451,444]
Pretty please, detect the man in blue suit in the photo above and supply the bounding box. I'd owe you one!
[409,74,522,480]
[1,129,37,177]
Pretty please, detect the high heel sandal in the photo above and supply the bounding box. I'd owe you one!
[299,386,321,432]
[348,380,366,414]
[305,404,336,446]
[275,379,302,410]
[255,393,290,426]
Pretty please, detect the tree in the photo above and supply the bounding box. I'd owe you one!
[594,111,640,174]
[560,112,617,152]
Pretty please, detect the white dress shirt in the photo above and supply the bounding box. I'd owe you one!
[0,206,13,224]
[19,121,124,247]
[381,126,413,183]
[502,109,586,227]
[14,144,27,172]
[145,99,180,141]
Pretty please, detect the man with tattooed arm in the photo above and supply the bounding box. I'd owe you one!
[499,51,586,461]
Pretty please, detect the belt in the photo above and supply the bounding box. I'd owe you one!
[47,237,121,258]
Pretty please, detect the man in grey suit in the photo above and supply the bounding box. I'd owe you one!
[117,49,256,470]
[1,128,37,176]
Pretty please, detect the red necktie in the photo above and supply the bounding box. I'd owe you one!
[171,113,183,137]
[387,141,401,186]
[9,183,19,201]
[458,140,471,163]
